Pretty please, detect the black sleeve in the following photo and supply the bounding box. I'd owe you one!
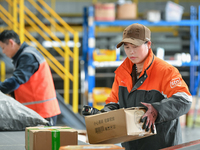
[0,77,20,94]
[13,53,39,84]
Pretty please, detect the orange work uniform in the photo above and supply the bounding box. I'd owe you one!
[106,49,192,150]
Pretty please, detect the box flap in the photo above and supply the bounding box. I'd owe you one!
[125,109,145,135]
[125,107,145,110]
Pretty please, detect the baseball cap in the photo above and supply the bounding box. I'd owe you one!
[116,23,151,48]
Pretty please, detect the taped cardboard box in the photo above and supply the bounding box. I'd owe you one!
[85,107,156,144]
[25,126,78,150]
[94,3,115,21]
[117,3,137,20]
[59,144,125,150]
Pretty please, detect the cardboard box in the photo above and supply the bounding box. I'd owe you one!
[94,3,115,21]
[25,126,78,150]
[59,144,125,150]
[117,3,137,20]
[85,107,156,144]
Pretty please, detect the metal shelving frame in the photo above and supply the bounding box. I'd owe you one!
[83,5,200,106]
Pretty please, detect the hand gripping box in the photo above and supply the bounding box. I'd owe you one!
[59,144,125,150]
[85,107,156,144]
[25,126,78,150]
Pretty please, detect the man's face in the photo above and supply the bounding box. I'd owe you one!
[0,39,15,58]
[124,42,150,65]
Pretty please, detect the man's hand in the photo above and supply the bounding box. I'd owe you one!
[140,102,158,133]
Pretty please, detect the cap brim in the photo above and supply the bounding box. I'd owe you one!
[116,38,146,48]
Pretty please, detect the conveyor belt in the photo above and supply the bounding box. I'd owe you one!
[0,131,25,150]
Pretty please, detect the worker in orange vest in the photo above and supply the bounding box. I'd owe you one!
[0,30,61,126]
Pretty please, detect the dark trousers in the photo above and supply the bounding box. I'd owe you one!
[45,115,57,126]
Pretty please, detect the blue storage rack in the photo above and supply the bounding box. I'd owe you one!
[83,5,200,106]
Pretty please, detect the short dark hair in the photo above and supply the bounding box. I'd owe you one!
[0,30,20,45]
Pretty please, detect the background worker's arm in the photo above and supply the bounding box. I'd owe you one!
[0,77,20,94]
[0,53,39,94]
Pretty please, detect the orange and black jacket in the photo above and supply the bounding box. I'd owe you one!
[106,49,192,150]
[1,42,61,118]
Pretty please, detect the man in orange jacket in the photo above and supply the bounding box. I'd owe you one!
[102,23,192,149]
[0,30,61,126]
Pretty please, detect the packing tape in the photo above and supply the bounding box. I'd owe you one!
[51,129,60,150]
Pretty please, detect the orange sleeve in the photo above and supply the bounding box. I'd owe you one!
[161,66,191,98]
[105,75,119,104]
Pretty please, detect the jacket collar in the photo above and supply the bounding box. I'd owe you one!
[139,48,154,77]
[12,42,29,64]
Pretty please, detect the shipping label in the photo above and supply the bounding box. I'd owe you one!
[94,116,115,134]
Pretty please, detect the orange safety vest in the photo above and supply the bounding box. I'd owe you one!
[14,47,61,118]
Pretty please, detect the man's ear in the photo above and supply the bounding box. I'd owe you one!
[8,39,15,46]
[147,41,151,49]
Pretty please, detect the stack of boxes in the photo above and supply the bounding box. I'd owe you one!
[94,2,137,21]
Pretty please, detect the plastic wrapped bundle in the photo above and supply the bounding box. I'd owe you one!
[0,91,49,131]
